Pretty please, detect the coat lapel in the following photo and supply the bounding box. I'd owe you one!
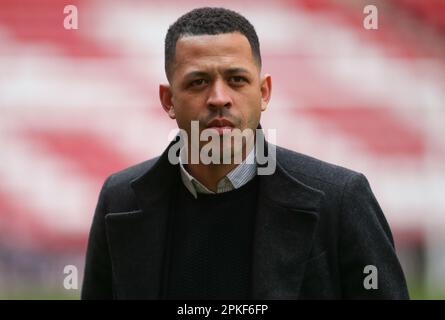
[105,137,180,299]
[250,144,324,299]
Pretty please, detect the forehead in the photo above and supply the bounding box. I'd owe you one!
[172,32,257,75]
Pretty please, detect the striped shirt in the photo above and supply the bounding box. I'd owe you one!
[178,147,257,199]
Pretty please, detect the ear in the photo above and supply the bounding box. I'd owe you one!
[260,74,272,112]
[159,84,176,119]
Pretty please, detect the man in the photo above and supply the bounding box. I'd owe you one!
[81,7,409,299]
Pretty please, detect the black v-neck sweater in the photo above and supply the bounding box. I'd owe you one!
[164,176,259,300]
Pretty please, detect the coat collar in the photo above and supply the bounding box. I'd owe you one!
[106,129,324,299]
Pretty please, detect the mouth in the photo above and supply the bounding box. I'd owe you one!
[206,118,235,134]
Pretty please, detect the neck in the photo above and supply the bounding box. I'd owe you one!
[182,137,255,192]
[184,162,238,192]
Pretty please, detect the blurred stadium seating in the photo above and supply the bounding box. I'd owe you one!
[0,0,444,299]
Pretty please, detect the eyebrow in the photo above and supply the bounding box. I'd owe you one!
[183,71,208,80]
[183,67,251,80]
[224,67,250,75]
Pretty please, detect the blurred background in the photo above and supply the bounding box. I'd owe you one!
[0,0,444,299]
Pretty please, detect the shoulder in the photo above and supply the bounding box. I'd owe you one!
[98,156,160,209]
[275,145,382,236]
[275,145,366,193]
[106,156,159,188]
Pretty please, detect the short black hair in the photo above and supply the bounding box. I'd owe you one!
[164,7,261,80]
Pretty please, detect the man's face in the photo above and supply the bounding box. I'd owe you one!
[160,32,271,159]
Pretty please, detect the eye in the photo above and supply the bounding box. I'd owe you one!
[189,79,207,87]
[229,76,247,84]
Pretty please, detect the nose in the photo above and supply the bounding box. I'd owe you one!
[207,79,232,110]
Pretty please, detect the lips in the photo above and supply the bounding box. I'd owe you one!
[206,118,235,135]
[206,118,235,128]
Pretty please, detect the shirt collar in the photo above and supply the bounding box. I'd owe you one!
[179,146,257,199]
